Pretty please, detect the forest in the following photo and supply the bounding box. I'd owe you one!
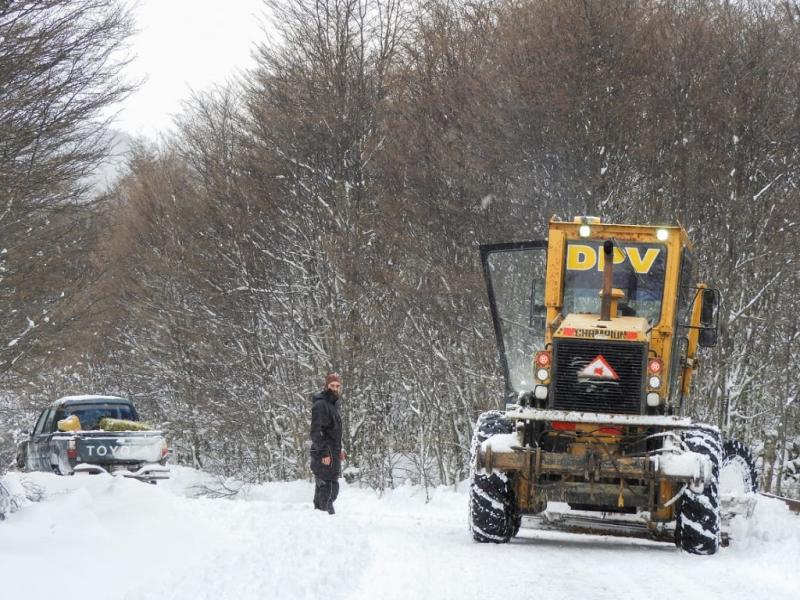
[0,0,798,497]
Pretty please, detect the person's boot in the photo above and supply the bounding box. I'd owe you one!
[327,503,335,515]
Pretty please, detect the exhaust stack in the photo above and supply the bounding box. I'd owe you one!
[600,240,614,321]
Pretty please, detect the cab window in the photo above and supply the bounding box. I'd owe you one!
[562,241,667,325]
[32,409,50,435]
[43,409,58,433]
[54,403,136,430]
[675,251,698,326]
[481,242,547,394]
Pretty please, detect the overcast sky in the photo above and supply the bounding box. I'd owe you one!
[114,0,267,139]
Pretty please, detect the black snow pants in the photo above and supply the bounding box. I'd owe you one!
[314,478,339,513]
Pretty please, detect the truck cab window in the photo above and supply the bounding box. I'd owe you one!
[32,409,50,436]
[43,409,58,433]
[56,403,136,430]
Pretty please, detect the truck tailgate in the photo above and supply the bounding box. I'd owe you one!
[56,431,165,464]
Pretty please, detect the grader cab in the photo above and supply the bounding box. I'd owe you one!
[470,217,742,555]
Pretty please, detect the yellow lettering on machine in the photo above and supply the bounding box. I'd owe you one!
[597,247,626,271]
[566,244,595,271]
[627,248,661,274]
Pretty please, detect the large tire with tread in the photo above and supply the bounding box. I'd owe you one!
[675,425,722,555]
[469,411,520,543]
[720,438,758,495]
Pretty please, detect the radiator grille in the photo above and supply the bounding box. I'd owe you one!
[550,339,646,415]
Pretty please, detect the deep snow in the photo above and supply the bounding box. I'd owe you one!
[1,467,798,600]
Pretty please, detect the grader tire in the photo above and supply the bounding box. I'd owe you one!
[469,411,519,543]
[675,425,722,555]
[720,438,758,495]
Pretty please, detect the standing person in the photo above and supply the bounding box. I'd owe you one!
[310,372,345,514]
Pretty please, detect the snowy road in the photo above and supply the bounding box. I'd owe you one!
[2,467,798,600]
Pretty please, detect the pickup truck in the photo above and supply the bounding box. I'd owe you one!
[16,395,169,482]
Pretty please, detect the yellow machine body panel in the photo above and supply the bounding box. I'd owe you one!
[553,313,650,343]
[542,219,698,403]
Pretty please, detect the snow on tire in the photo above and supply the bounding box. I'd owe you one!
[469,410,518,543]
[720,438,758,496]
[675,425,722,555]
[469,410,511,467]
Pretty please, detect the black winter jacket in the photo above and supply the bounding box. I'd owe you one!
[310,390,342,480]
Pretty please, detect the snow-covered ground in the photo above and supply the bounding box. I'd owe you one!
[1,467,799,600]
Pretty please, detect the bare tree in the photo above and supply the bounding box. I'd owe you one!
[0,0,135,374]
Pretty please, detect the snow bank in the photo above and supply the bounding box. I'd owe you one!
[1,471,29,504]
[1,467,798,600]
[164,465,466,512]
[728,495,800,547]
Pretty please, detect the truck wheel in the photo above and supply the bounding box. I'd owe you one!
[469,411,519,543]
[720,438,758,495]
[675,425,722,555]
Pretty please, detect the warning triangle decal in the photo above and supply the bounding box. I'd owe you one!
[577,355,619,381]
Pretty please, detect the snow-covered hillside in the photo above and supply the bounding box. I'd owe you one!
[1,467,798,600]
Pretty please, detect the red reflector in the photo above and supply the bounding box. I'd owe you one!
[562,327,576,337]
[552,421,576,431]
[625,331,638,340]
[648,358,663,374]
[162,446,169,458]
[598,427,623,435]
[67,448,77,460]
[535,351,551,367]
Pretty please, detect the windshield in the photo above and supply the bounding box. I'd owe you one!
[563,241,666,324]
[54,403,136,430]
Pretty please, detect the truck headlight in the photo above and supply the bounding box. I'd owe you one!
[534,385,549,400]
[648,376,661,389]
[646,392,661,407]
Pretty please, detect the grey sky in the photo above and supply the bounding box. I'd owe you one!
[115,0,266,139]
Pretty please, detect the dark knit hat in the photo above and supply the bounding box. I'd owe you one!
[325,372,342,387]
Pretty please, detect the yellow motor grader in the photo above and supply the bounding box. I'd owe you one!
[470,217,755,555]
